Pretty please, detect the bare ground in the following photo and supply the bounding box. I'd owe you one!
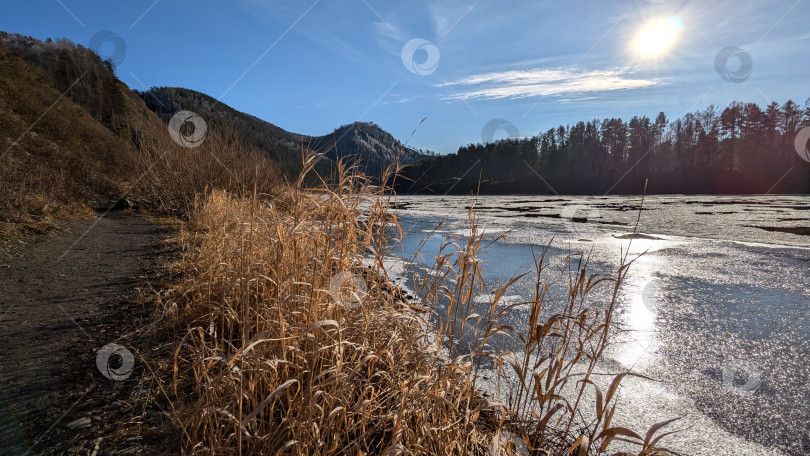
[0,209,175,455]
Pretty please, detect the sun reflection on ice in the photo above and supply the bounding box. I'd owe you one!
[608,236,674,370]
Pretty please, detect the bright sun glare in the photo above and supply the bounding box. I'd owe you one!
[634,16,683,57]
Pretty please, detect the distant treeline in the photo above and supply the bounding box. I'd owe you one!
[398,100,810,194]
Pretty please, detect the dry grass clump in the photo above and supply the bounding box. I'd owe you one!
[152,159,677,455]
[159,163,497,454]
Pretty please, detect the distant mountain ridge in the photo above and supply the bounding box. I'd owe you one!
[0,30,431,187]
[137,87,433,178]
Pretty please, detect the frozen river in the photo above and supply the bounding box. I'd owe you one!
[385,195,809,456]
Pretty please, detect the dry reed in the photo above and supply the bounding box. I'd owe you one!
[148,155,677,455]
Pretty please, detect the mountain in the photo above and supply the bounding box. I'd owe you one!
[310,121,433,177]
[1,31,430,189]
[137,87,432,179]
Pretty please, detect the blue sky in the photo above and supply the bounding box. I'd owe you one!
[2,0,809,154]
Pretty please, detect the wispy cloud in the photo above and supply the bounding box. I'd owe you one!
[557,96,599,103]
[437,67,659,101]
[383,96,419,105]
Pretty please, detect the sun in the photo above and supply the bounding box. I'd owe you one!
[633,16,683,58]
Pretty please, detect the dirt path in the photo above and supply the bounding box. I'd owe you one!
[0,210,173,455]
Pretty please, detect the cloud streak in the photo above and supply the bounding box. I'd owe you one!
[437,68,659,100]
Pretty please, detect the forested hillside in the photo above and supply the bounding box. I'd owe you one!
[139,87,432,179]
[0,35,135,233]
[137,87,306,178]
[400,101,810,194]
[0,32,128,136]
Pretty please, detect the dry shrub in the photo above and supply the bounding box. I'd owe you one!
[127,122,284,218]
